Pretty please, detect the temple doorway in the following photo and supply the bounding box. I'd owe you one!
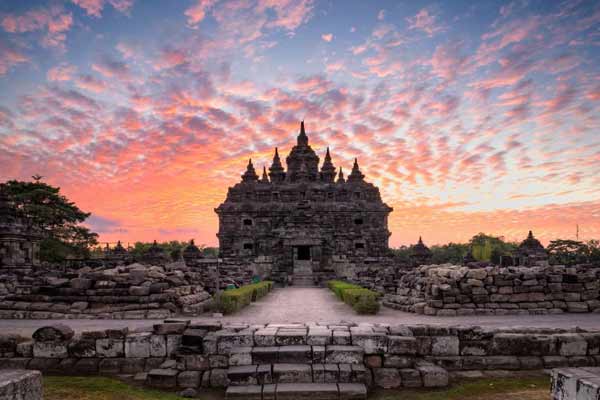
[296,245,311,260]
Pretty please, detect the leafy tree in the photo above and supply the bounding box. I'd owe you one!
[430,243,470,264]
[547,239,590,266]
[1,178,98,262]
[588,240,600,264]
[390,245,412,264]
[469,233,518,263]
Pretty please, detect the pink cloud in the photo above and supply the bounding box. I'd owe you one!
[71,0,134,18]
[47,63,77,81]
[0,40,29,75]
[321,33,333,42]
[75,74,108,92]
[184,0,217,26]
[1,5,73,49]
[406,7,444,36]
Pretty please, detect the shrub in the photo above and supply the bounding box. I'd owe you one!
[353,295,380,314]
[327,280,381,314]
[214,281,273,314]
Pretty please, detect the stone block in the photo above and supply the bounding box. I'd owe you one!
[228,365,258,386]
[254,329,277,346]
[33,341,68,358]
[218,333,253,354]
[98,358,122,374]
[210,368,228,388]
[273,363,312,383]
[312,345,326,363]
[276,330,307,346]
[338,383,367,400]
[225,385,262,400]
[491,333,556,356]
[149,335,166,357]
[229,347,252,366]
[556,334,588,356]
[153,322,187,335]
[416,362,448,388]
[251,346,279,364]
[400,368,422,387]
[209,355,229,368]
[32,324,74,342]
[431,336,459,356]
[0,369,43,400]
[166,335,181,356]
[278,345,312,364]
[486,356,520,370]
[257,364,272,384]
[388,336,417,355]
[96,338,124,358]
[147,368,178,389]
[180,354,209,371]
[352,333,388,354]
[177,371,201,388]
[365,355,382,368]
[325,346,363,364]
[68,338,96,358]
[276,383,338,400]
[339,363,352,383]
[120,357,146,373]
[308,328,332,346]
[383,355,413,368]
[333,330,352,345]
[373,368,401,389]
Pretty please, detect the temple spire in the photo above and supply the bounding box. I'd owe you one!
[269,147,285,183]
[241,158,259,182]
[337,167,345,183]
[297,120,308,146]
[320,147,336,183]
[347,158,365,182]
[261,166,269,183]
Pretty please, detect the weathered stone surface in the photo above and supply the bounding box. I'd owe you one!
[431,336,459,356]
[416,362,449,387]
[125,333,151,358]
[68,338,96,358]
[177,371,201,388]
[147,368,178,389]
[32,324,74,342]
[0,369,43,400]
[273,363,312,383]
[388,336,417,355]
[325,346,363,364]
[275,383,339,400]
[96,338,124,358]
[556,334,588,356]
[372,368,401,389]
[33,341,68,358]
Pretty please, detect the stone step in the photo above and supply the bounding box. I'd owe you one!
[226,383,367,400]
[227,362,368,386]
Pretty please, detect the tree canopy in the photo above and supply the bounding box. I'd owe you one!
[1,178,98,261]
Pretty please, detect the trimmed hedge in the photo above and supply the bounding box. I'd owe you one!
[216,281,273,315]
[327,280,380,314]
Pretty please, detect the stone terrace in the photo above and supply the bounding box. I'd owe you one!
[2,320,600,399]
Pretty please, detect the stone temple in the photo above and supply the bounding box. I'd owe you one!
[215,122,393,285]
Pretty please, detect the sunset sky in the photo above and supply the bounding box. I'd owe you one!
[1,0,599,247]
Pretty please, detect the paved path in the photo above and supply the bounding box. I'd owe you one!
[1,288,599,337]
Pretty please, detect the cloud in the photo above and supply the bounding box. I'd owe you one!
[321,33,333,42]
[0,39,29,75]
[47,63,77,81]
[75,74,108,92]
[406,7,444,36]
[377,9,385,20]
[92,55,132,81]
[184,0,217,26]
[71,0,135,18]
[1,5,73,49]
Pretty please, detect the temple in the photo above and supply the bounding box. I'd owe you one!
[215,122,393,285]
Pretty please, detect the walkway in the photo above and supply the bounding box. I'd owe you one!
[1,288,599,337]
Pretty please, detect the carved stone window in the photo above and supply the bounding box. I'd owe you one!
[243,243,253,250]
[243,218,253,226]
[355,242,365,249]
[354,218,363,225]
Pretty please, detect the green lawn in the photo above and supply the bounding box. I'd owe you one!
[371,376,550,400]
[44,375,550,400]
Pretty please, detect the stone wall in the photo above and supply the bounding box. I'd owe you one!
[384,264,600,316]
[0,262,212,319]
[1,321,600,395]
[0,369,42,400]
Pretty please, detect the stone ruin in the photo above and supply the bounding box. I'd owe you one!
[0,261,212,319]
[1,321,600,399]
[215,121,393,286]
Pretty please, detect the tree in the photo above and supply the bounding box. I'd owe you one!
[547,239,590,266]
[1,179,98,262]
[430,243,470,264]
[469,233,517,263]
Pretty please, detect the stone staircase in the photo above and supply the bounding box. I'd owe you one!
[225,343,368,399]
[292,262,315,287]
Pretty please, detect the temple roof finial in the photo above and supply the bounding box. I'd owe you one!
[241,158,259,182]
[261,166,269,183]
[337,166,345,183]
[297,120,308,145]
[348,158,365,182]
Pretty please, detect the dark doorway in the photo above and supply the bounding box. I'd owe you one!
[297,245,311,260]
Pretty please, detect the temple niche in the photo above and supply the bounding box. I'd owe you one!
[215,122,393,286]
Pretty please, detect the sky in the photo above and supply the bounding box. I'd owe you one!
[0,0,599,248]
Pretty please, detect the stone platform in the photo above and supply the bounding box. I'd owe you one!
[552,367,600,399]
[0,369,42,400]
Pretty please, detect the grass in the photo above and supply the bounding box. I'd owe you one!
[43,376,224,400]
[371,376,550,400]
[44,375,550,400]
